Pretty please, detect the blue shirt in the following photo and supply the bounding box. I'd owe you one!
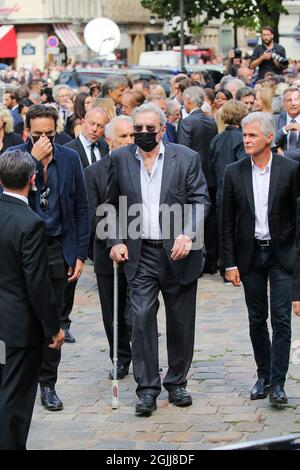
[35,158,62,237]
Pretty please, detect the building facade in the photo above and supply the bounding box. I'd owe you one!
[279,1,300,58]
[0,0,163,69]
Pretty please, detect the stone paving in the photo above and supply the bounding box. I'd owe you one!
[28,264,300,450]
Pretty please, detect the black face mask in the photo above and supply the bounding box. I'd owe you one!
[134,132,158,152]
[31,135,55,148]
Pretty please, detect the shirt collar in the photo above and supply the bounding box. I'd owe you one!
[135,140,165,161]
[79,132,97,147]
[3,191,29,205]
[251,152,273,171]
[287,114,300,124]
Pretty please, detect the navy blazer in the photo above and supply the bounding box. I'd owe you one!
[7,141,90,267]
[274,112,300,151]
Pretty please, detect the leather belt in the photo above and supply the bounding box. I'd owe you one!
[142,239,164,249]
[255,239,271,247]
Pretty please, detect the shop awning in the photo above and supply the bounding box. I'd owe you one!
[53,24,83,49]
[0,25,17,58]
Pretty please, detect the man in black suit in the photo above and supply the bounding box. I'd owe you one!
[66,108,109,169]
[177,86,218,274]
[222,112,300,405]
[0,150,64,450]
[61,107,109,343]
[274,87,300,158]
[293,198,300,317]
[107,103,210,416]
[9,105,89,411]
[84,115,134,379]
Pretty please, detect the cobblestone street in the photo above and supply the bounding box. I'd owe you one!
[28,264,300,450]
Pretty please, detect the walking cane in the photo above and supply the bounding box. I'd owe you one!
[112,247,125,409]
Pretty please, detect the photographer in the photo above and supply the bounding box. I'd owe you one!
[250,26,288,80]
[227,48,243,77]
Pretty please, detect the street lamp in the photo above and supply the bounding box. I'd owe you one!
[180,0,185,70]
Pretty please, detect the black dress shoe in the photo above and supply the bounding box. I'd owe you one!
[135,394,157,416]
[108,364,129,380]
[269,384,288,405]
[63,328,76,343]
[250,378,270,400]
[40,386,63,411]
[168,387,192,407]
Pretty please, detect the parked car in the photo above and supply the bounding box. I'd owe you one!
[56,68,158,89]
[185,64,226,88]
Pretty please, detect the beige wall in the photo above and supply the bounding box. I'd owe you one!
[0,0,46,21]
[16,27,47,70]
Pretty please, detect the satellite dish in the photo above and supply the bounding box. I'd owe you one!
[84,18,121,55]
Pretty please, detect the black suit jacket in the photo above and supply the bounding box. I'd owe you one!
[177,109,218,186]
[274,112,300,151]
[222,153,300,274]
[107,143,210,285]
[0,132,23,154]
[209,126,247,209]
[66,136,109,169]
[0,194,60,348]
[293,197,300,300]
[84,155,117,275]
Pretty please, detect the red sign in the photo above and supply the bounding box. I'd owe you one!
[47,36,59,48]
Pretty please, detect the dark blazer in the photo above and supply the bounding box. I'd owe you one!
[209,126,247,208]
[293,197,300,300]
[274,112,300,151]
[0,194,60,347]
[107,143,211,285]
[8,142,90,267]
[177,108,218,186]
[163,122,177,144]
[55,131,72,145]
[222,153,300,274]
[0,132,23,154]
[66,136,109,169]
[84,155,118,275]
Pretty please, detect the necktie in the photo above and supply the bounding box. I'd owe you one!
[289,119,298,150]
[90,143,98,164]
[62,109,67,123]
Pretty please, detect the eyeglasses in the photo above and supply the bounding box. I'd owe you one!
[40,186,50,211]
[133,124,161,133]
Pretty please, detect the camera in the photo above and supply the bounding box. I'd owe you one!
[266,49,289,67]
[271,52,289,67]
[233,48,242,59]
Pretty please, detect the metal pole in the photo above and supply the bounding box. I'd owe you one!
[180,0,185,71]
[112,260,119,409]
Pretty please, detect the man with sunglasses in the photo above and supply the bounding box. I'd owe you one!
[107,103,210,416]
[8,105,89,412]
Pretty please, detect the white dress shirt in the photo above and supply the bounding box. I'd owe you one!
[251,154,272,240]
[3,191,28,205]
[135,141,165,240]
[79,133,101,165]
[285,114,300,149]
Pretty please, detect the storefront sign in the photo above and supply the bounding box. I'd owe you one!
[0,3,20,18]
[22,43,36,56]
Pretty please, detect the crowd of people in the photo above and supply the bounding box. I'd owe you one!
[1,25,300,449]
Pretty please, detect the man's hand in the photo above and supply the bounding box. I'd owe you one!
[262,50,272,61]
[284,123,300,132]
[225,268,241,287]
[110,244,128,263]
[171,235,192,261]
[67,259,84,282]
[293,301,300,317]
[49,328,65,349]
[31,136,53,162]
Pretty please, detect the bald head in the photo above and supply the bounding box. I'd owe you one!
[82,107,109,143]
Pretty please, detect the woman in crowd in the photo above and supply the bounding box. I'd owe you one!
[0,106,23,154]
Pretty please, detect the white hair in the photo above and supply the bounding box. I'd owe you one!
[53,84,72,101]
[132,103,167,126]
[241,111,275,138]
[183,86,205,107]
[105,115,133,138]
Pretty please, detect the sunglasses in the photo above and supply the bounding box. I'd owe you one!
[40,186,50,211]
[133,124,161,133]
